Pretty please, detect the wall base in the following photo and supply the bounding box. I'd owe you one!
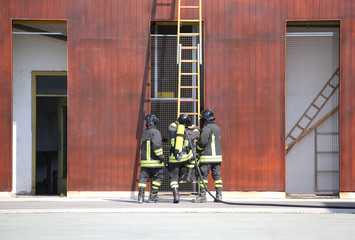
[224,191,285,199]
[67,191,136,198]
[339,192,355,199]
[0,192,12,197]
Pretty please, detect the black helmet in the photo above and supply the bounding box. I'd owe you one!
[178,114,191,127]
[145,114,158,127]
[200,109,215,124]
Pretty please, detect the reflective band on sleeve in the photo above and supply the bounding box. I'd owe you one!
[141,160,164,168]
[138,183,147,188]
[197,145,204,151]
[170,122,177,128]
[199,155,222,163]
[154,148,163,156]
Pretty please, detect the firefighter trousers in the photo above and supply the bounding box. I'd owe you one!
[138,167,164,189]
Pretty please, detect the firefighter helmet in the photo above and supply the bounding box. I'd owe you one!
[145,114,158,127]
[178,114,191,127]
[200,109,215,124]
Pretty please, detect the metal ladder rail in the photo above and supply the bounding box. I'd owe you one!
[286,68,339,145]
[314,128,339,195]
[177,0,202,127]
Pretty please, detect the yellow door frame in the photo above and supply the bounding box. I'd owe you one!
[31,71,67,195]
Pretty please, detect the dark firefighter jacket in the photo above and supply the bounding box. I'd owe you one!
[197,122,223,164]
[168,121,200,163]
[140,126,165,168]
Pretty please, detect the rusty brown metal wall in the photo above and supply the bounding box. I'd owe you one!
[0,0,354,192]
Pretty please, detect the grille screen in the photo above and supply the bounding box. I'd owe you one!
[286,23,339,196]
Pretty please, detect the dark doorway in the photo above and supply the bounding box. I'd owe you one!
[33,73,67,195]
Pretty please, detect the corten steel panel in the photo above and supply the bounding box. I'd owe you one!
[1,0,355,193]
[0,0,12,191]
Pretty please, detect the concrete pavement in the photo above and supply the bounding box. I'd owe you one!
[1,195,355,214]
[1,196,355,240]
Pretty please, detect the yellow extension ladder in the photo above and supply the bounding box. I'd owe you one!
[177,0,202,126]
[286,68,339,154]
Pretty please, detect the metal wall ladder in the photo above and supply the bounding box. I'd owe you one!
[314,128,339,195]
[286,68,339,154]
[177,0,202,126]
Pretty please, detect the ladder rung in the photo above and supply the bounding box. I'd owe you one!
[180,113,199,116]
[180,19,200,22]
[320,94,328,99]
[296,124,304,131]
[181,73,198,76]
[180,99,198,102]
[180,33,199,36]
[181,60,198,63]
[304,115,313,120]
[327,83,337,89]
[180,6,199,9]
[181,46,198,50]
[288,135,296,140]
[312,104,320,110]
[180,86,198,89]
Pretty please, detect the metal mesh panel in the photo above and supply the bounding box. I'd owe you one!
[150,24,203,192]
[286,23,339,196]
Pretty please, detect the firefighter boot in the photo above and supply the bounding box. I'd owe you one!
[172,187,180,203]
[186,168,196,183]
[148,189,162,203]
[214,187,222,202]
[192,188,207,203]
[138,187,145,204]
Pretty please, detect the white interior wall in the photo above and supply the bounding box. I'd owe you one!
[12,34,67,194]
[286,34,339,194]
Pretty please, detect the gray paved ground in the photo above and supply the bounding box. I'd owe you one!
[1,196,355,239]
[1,212,355,240]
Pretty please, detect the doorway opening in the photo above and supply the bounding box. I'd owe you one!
[150,22,204,192]
[12,20,67,195]
[32,72,67,195]
[285,21,340,197]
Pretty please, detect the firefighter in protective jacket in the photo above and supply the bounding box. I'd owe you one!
[193,109,223,203]
[137,114,165,203]
[168,114,200,203]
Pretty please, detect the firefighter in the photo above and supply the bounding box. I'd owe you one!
[137,114,165,203]
[168,114,200,203]
[193,109,223,203]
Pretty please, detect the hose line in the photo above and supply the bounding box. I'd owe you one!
[185,129,354,209]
